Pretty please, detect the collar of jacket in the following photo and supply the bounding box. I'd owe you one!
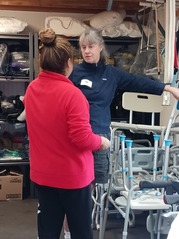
[81,59,105,70]
[38,70,73,85]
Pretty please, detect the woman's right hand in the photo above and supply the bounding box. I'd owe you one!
[99,136,110,150]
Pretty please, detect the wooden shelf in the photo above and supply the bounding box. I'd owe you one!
[0,0,142,15]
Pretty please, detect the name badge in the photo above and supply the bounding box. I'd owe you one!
[80,79,92,88]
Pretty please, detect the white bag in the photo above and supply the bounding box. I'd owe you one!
[0,17,27,34]
[45,16,89,37]
[84,10,126,31]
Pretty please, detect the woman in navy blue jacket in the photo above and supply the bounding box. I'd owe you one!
[63,28,179,239]
[69,28,179,185]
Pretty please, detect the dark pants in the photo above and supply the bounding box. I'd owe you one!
[35,183,93,239]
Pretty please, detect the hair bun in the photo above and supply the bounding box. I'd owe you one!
[39,28,56,46]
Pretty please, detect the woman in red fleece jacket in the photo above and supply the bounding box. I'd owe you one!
[24,28,110,239]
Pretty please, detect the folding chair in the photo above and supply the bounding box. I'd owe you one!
[100,137,172,239]
[111,92,165,137]
[99,92,179,239]
[140,179,179,236]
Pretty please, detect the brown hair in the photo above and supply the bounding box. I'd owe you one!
[39,28,74,75]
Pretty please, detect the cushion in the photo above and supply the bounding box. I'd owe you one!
[101,21,152,38]
[117,21,152,38]
[0,17,27,34]
[87,10,126,30]
[45,16,89,37]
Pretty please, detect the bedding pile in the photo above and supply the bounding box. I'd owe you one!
[45,11,151,38]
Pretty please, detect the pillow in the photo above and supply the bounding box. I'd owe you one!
[101,26,122,38]
[117,21,152,38]
[0,17,27,34]
[45,16,89,37]
[87,10,126,30]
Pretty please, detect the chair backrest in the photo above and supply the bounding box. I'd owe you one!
[116,147,164,171]
[122,92,163,125]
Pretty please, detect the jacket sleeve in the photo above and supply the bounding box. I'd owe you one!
[65,87,102,151]
[113,67,165,95]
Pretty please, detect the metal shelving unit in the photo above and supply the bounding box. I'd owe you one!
[0,33,36,166]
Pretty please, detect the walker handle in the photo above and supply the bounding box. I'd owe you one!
[139,180,172,189]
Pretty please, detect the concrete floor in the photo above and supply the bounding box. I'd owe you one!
[0,198,168,239]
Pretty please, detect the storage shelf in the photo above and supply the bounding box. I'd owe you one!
[62,35,141,44]
[0,33,34,170]
[0,33,32,40]
[0,159,29,166]
[0,77,30,82]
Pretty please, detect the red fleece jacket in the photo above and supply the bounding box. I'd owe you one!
[24,71,102,189]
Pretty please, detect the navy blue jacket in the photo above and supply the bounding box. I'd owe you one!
[69,60,165,134]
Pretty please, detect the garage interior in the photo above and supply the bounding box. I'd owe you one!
[0,1,179,239]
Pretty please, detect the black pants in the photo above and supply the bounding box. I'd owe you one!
[35,183,93,239]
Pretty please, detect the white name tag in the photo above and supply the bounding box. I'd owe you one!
[80,79,92,88]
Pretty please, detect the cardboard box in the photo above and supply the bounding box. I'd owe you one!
[0,170,23,201]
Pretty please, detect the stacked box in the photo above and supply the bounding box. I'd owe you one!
[0,170,23,200]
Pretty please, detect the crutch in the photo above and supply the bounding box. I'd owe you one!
[153,134,160,181]
[154,139,172,239]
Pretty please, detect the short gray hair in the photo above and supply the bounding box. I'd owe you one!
[79,29,109,60]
